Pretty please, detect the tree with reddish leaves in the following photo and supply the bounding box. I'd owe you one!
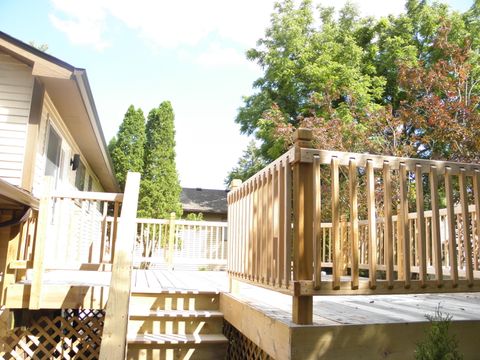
[396,24,480,163]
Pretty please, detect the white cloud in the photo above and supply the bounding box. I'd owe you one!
[49,0,109,50]
[49,0,407,54]
[195,44,248,67]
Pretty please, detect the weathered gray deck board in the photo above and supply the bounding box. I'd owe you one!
[30,269,480,326]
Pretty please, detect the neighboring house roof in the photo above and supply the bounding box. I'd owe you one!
[181,188,228,214]
[0,31,119,192]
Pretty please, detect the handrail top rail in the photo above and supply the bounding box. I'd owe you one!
[0,177,39,210]
[228,147,295,202]
[229,146,480,203]
[300,148,480,174]
[51,190,124,202]
[135,217,228,227]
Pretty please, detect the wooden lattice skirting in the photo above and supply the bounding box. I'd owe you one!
[0,309,104,360]
[223,321,273,360]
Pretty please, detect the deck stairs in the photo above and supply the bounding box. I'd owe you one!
[126,290,228,359]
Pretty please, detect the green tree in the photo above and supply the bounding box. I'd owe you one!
[232,0,385,177]
[224,140,267,186]
[229,0,480,181]
[109,105,146,190]
[139,101,182,218]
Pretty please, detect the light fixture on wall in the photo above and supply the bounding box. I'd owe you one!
[70,154,80,171]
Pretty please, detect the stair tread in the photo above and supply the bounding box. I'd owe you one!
[127,333,228,345]
[129,309,224,318]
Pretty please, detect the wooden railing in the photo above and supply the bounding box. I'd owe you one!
[28,178,126,309]
[134,216,228,269]
[0,178,39,306]
[227,128,480,324]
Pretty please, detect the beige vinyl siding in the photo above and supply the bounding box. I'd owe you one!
[32,93,104,197]
[0,53,34,186]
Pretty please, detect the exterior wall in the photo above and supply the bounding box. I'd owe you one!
[184,211,227,222]
[0,52,34,186]
[31,93,103,197]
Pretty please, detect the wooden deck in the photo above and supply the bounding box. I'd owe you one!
[27,269,480,325]
[5,269,480,358]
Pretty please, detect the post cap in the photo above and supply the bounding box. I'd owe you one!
[230,179,242,189]
[293,128,313,148]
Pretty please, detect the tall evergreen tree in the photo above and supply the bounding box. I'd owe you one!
[109,105,146,190]
[139,101,182,218]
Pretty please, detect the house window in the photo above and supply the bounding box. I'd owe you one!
[45,126,61,180]
[75,161,86,190]
[87,175,93,191]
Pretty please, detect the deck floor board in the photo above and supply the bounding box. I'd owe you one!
[28,270,480,326]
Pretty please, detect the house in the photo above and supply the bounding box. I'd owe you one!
[0,30,119,198]
[1,31,480,359]
[180,187,228,221]
[0,30,126,326]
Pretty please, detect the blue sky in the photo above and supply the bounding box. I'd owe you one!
[0,0,473,189]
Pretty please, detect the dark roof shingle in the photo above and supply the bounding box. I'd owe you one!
[180,188,228,214]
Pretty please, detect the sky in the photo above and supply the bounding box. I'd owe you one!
[0,0,473,190]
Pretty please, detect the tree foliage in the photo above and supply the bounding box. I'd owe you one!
[139,101,182,218]
[229,0,480,180]
[109,105,146,190]
[225,140,267,186]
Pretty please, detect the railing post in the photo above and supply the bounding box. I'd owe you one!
[99,172,140,360]
[292,128,313,325]
[168,212,176,270]
[228,179,242,293]
[29,176,53,309]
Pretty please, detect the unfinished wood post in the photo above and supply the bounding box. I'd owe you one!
[228,179,242,293]
[29,176,53,309]
[340,214,348,276]
[99,172,140,360]
[292,128,313,325]
[167,212,176,270]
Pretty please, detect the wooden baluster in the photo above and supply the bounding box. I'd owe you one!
[267,170,273,285]
[473,169,480,272]
[253,178,262,281]
[366,160,377,289]
[277,163,284,287]
[426,217,431,267]
[313,155,322,289]
[248,183,254,280]
[459,168,474,286]
[100,201,108,263]
[349,158,359,290]
[278,162,285,287]
[331,157,341,290]
[261,173,267,283]
[383,161,394,288]
[430,166,443,287]
[445,167,458,286]
[110,200,120,263]
[415,164,427,287]
[284,159,292,289]
[273,165,279,286]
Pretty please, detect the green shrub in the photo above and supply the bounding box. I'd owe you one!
[415,306,462,360]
